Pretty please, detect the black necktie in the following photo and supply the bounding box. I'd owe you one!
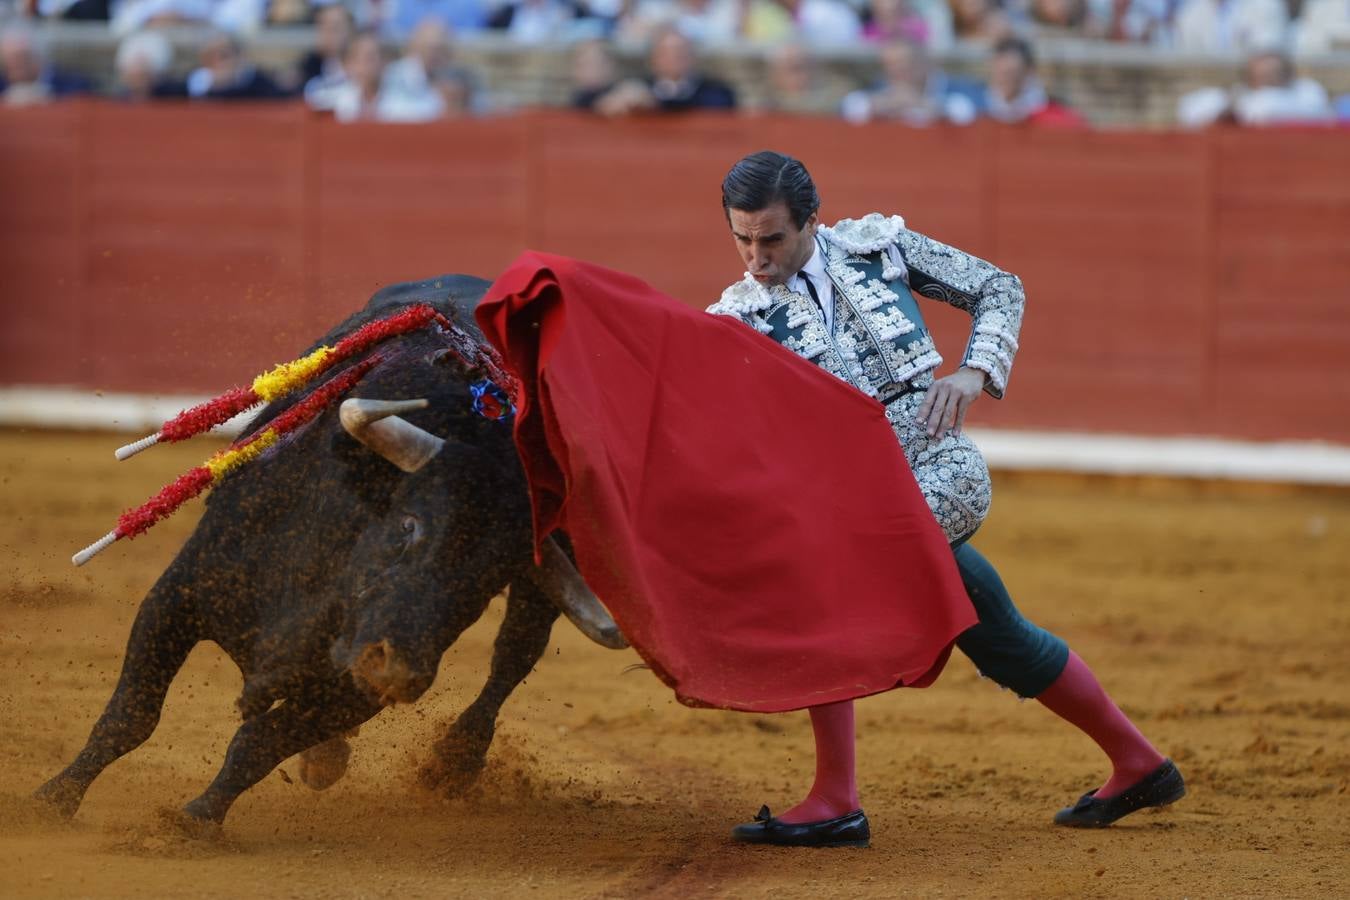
[801,273,823,315]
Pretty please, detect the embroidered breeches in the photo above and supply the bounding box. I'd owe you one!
[884,392,992,544]
[885,390,1069,697]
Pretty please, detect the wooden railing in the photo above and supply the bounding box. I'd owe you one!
[3,103,1347,442]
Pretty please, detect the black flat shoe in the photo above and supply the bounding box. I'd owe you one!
[1053,759,1186,828]
[731,805,870,848]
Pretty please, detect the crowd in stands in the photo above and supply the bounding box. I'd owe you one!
[8,0,1350,52]
[1,0,1347,124]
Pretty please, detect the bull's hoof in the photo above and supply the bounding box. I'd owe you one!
[298,736,353,791]
[415,734,491,798]
[32,778,84,819]
[4,788,76,833]
[416,754,486,798]
[156,806,225,842]
[417,719,491,797]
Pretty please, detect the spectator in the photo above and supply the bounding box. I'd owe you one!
[330,29,385,119]
[645,24,735,109]
[301,4,356,83]
[210,0,268,32]
[1293,0,1350,55]
[303,4,357,110]
[1233,50,1332,123]
[1177,50,1333,126]
[741,0,797,40]
[1171,0,1288,53]
[36,0,111,21]
[577,71,654,115]
[380,17,480,120]
[488,0,581,42]
[111,0,214,36]
[577,25,735,114]
[1030,0,1088,31]
[571,36,621,109]
[615,0,740,43]
[265,0,312,25]
[862,0,922,42]
[950,0,1015,43]
[982,35,1084,125]
[841,36,979,124]
[0,22,91,106]
[385,0,488,40]
[179,31,289,99]
[777,0,864,45]
[427,65,476,116]
[862,0,942,46]
[113,29,175,100]
[1084,0,1168,41]
[757,41,840,114]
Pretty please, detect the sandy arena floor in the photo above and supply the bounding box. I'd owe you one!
[0,428,1347,899]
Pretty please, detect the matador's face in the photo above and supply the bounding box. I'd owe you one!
[727,202,819,287]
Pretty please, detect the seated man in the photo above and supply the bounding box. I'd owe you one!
[0,23,90,106]
[580,25,736,116]
[645,26,735,109]
[171,31,289,101]
[380,19,482,121]
[757,42,841,116]
[113,29,176,102]
[980,36,1084,126]
[841,37,980,125]
[1177,50,1333,127]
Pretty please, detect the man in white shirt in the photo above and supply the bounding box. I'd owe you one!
[1171,0,1288,53]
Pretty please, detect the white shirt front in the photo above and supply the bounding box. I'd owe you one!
[786,238,835,333]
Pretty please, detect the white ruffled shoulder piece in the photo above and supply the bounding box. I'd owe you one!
[819,213,909,282]
[706,273,775,317]
[818,213,906,255]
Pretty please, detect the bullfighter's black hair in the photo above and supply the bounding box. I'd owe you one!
[720,150,820,230]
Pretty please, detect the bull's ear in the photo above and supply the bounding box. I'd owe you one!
[339,399,446,473]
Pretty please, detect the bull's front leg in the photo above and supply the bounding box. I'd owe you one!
[180,681,380,824]
[418,580,558,796]
[34,585,200,818]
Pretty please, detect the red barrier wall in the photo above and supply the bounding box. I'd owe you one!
[3,103,1348,443]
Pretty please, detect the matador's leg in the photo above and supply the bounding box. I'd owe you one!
[951,543,1183,826]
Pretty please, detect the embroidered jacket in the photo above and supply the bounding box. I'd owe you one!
[706,213,1024,401]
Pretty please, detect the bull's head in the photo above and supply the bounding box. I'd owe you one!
[334,397,625,706]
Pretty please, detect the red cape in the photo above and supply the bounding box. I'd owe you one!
[477,253,976,712]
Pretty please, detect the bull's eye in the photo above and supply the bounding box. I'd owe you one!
[401,515,424,546]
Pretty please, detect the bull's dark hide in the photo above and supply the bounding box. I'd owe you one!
[35,275,563,826]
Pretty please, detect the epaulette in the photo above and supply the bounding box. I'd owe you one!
[706,274,773,317]
[817,213,906,256]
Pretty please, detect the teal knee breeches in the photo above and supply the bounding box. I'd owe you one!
[951,543,1070,699]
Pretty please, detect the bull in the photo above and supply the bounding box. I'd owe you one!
[35,275,625,826]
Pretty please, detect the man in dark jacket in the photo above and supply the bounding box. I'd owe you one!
[0,23,91,105]
[162,31,289,101]
[576,26,736,116]
[644,25,734,111]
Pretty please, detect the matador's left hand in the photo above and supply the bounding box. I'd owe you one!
[917,367,987,437]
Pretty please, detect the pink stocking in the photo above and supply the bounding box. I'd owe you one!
[777,699,861,824]
[1036,651,1166,798]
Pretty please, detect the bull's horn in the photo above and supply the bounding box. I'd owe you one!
[527,537,628,650]
[339,398,445,473]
